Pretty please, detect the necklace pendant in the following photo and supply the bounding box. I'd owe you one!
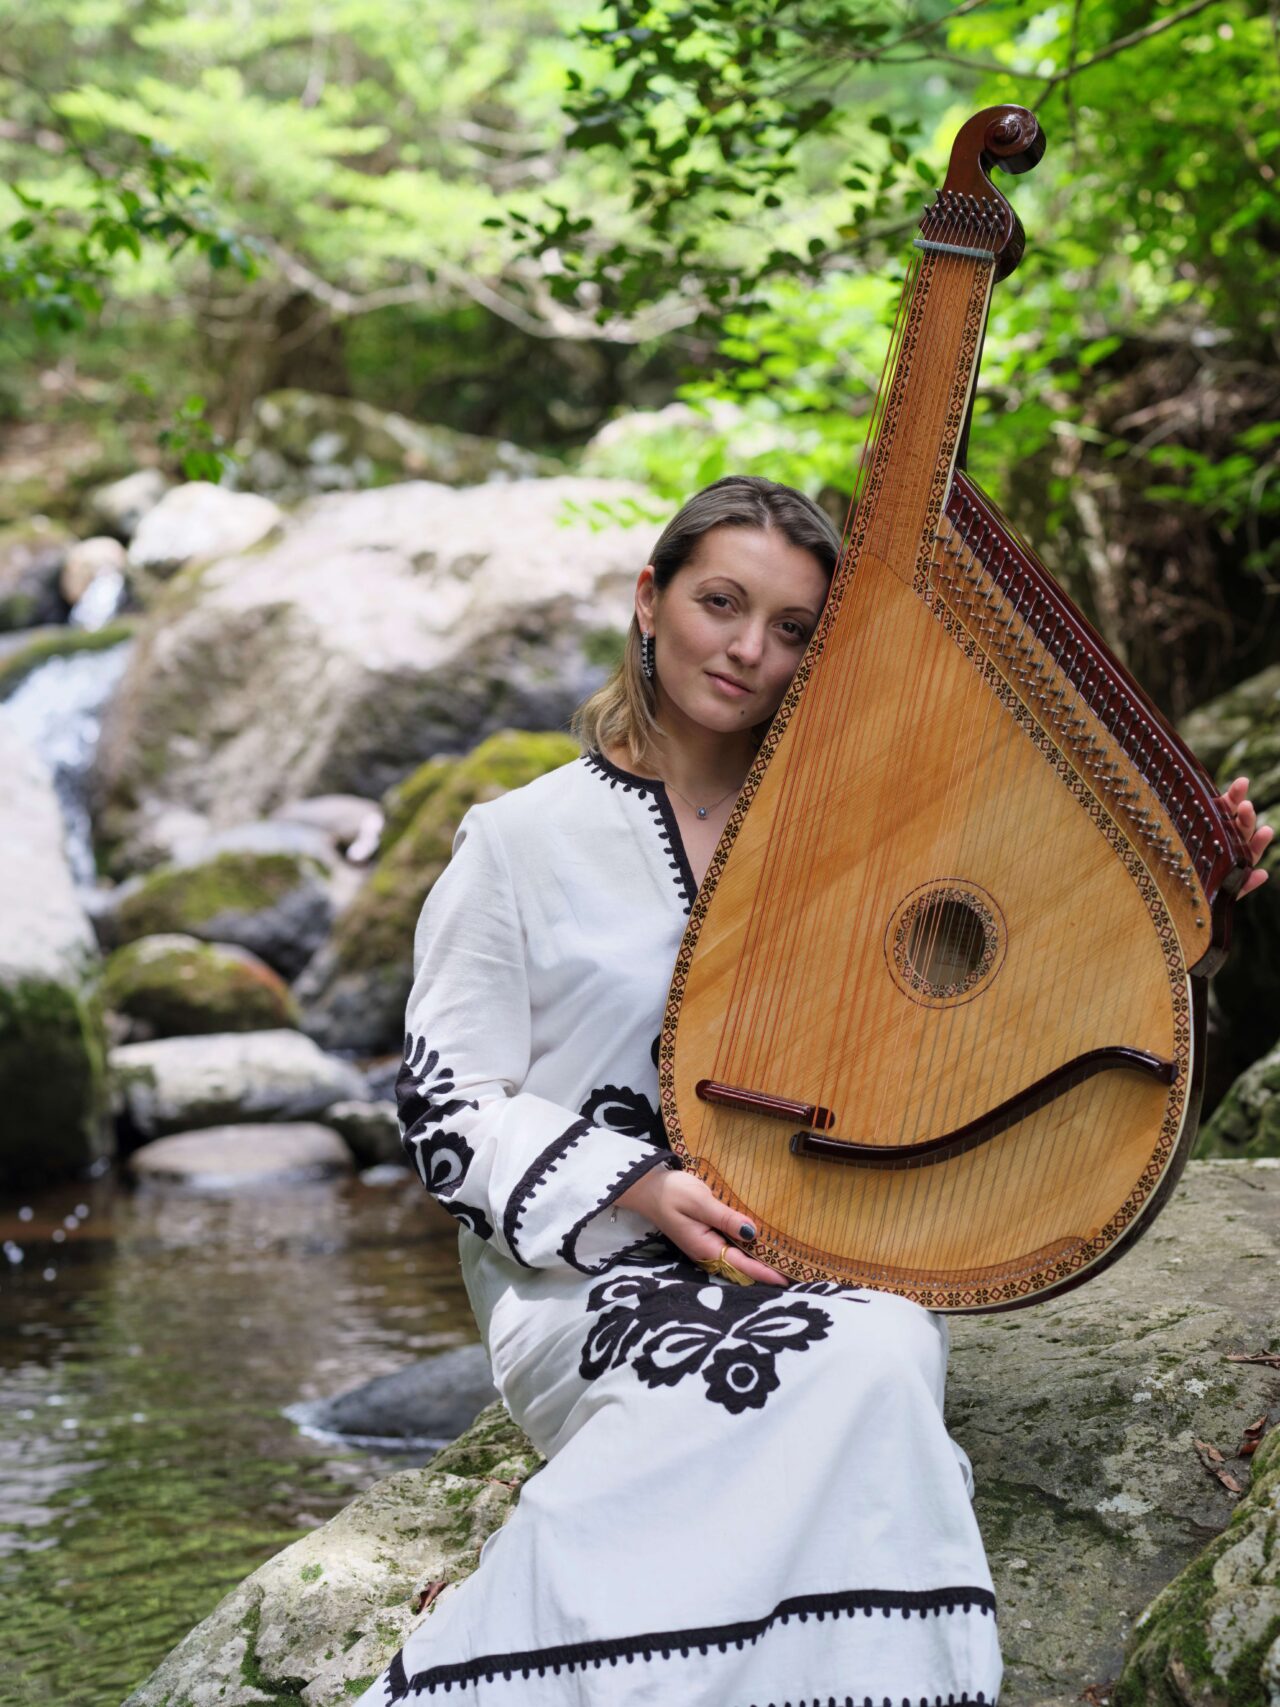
[696,806,708,819]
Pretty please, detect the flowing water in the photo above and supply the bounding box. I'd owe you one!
[0,1169,476,1707]
[2,639,132,891]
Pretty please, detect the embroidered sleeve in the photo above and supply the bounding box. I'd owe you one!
[395,806,672,1273]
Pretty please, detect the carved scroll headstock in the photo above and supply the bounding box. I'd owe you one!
[922,105,1046,282]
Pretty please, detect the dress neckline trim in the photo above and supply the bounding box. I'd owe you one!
[581,749,699,914]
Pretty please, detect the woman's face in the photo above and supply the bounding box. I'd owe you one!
[636,523,831,737]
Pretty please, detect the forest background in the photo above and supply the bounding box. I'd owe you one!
[2,0,1278,722]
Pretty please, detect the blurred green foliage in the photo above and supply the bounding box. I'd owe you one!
[0,0,1276,611]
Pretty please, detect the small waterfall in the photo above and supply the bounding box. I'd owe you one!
[3,641,133,890]
[68,568,128,632]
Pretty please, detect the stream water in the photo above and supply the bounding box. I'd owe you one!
[0,1169,476,1707]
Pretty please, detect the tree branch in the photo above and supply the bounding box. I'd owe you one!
[1039,0,1224,95]
[254,234,704,345]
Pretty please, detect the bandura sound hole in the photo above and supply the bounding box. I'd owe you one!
[905,896,989,990]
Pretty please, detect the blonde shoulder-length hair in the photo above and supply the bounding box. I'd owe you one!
[570,474,842,767]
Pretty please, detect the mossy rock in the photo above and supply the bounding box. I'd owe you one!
[379,728,578,858]
[0,975,110,1185]
[1177,664,1280,1105]
[1197,1040,1280,1159]
[0,619,135,701]
[109,850,332,979]
[99,934,299,1041]
[1115,1425,1280,1707]
[298,729,578,1053]
[361,729,578,975]
[0,517,72,631]
[1180,664,1280,783]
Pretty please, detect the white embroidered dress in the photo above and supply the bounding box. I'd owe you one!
[354,749,1003,1707]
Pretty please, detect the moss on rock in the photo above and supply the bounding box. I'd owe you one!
[1180,664,1280,781]
[120,1400,541,1707]
[99,934,299,1040]
[1197,1041,1280,1159]
[0,620,135,701]
[1115,1426,1280,1707]
[112,852,325,945]
[0,975,110,1185]
[337,729,578,980]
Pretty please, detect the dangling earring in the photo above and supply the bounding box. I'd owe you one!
[640,629,655,681]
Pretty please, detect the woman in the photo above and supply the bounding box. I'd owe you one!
[355,475,1270,1707]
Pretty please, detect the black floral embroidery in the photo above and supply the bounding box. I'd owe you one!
[579,1081,666,1148]
[438,1197,495,1240]
[419,1129,472,1196]
[579,1262,833,1414]
[396,1032,479,1142]
[397,1030,492,1240]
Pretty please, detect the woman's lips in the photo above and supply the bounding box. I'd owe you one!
[706,671,752,698]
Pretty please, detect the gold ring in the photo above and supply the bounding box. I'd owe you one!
[695,1241,754,1287]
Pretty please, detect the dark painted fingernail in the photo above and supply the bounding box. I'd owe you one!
[740,1223,756,1240]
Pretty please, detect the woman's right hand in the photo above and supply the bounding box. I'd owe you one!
[616,1165,789,1286]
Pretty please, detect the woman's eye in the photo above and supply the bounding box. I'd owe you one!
[781,622,808,641]
[704,594,732,610]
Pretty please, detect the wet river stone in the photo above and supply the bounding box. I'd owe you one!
[125,1161,1280,1707]
[110,1029,366,1139]
[291,1343,498,1447]
[129,1122,353,1188]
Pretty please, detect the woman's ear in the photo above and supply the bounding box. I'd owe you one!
[635,564,658,631]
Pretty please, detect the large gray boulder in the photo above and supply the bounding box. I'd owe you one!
[123,1161,1279,1707]
[92,477,649,873]
[110,1029,367,1140]
[0,717,109,1184]
[89,467,171,541]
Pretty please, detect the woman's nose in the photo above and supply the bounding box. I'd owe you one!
[727,623,766,664]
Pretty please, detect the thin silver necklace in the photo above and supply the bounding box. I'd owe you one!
[663,775,745,820]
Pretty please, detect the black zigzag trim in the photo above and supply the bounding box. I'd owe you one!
[581,750,698,912]
[383,1646,408,1704]
[501,1117,593,1266]
[732,1699,990,1707]
[557,1150,679,1274]
[385,1585,997,1698]
[727,1698,991,1707]
[646,785,699,913]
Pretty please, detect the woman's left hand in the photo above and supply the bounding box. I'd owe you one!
[1220,776,1272,898]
